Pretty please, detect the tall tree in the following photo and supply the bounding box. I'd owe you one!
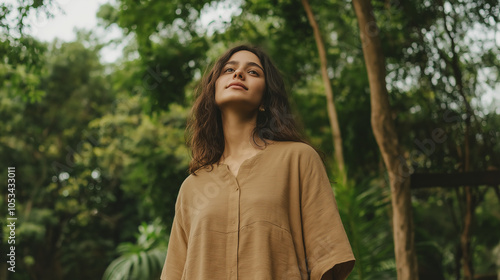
[352,0,419,279]
[386,0,499,276]
[301,0,346,179]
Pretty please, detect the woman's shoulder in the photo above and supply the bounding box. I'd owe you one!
[271,140,320,157]
[178,161,230,188]
[181,167,213,185]
[174,170,213,204]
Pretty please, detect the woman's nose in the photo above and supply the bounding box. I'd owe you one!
[233,69,244,79]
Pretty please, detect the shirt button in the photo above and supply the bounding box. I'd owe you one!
[235,187,239,191]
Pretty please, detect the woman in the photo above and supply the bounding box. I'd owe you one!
[160,45,355,280]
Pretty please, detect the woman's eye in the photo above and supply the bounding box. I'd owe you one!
[224,68,234,73]
[248,70,258,75]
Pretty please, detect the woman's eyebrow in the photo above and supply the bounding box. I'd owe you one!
[225,61,264,72]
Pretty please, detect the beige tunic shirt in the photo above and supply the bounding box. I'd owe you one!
[160,141,355,280]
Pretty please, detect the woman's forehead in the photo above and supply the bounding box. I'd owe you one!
[227,51,263,67]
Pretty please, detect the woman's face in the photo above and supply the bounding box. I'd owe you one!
[214,50,266,114]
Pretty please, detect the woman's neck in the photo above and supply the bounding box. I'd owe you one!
[219,109,264,162]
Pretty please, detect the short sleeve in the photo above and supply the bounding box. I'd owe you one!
[160,213,187,279]
[300,147,355,280]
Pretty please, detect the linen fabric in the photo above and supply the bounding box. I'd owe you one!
[160,141,355,280]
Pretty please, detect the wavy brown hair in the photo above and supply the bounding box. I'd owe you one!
[186,45,324,175]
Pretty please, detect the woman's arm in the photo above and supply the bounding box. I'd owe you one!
[298,144,355,280]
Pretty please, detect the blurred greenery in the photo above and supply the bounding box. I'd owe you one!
[102,218,167,280]
[0,0,499,279]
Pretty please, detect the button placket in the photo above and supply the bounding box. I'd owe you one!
[225,171,241,280]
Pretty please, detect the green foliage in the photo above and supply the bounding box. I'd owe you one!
[0,36,48,103]
[332,170,397,280]
[102,219,167,280]
[97,0,212,111]
[0,0,57,103]
[0,0,499,279]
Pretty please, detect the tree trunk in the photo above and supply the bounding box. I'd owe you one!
[462,185,474,279]
[301,0,346,180]
[352,1,419,279]
[461,105,473,279]
[439,1,475,275]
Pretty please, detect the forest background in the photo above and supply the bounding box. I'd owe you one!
[0,0,499,279]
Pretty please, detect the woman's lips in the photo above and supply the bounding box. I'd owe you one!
[227,82,248,90]
[228,85,246,90]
